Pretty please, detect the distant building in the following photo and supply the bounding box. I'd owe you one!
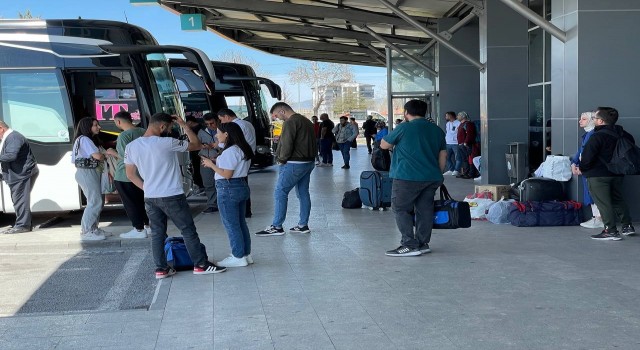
[312,81,374,117]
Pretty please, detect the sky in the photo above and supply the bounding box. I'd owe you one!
[0,0,386,104]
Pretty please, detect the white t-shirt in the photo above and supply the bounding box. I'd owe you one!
[219,118,257,151]
[445,120,461,145]
[124,136,188,198]
[214,145,250,180]
[71,136,99,162]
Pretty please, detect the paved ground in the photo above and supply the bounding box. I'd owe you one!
[1,146,640,349]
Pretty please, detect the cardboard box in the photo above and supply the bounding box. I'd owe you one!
[474,184,511,200]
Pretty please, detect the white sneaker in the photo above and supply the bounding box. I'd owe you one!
[120,228,147,239]
[81,232,106,241]
[580,217,604,229]
[317,163,326,167]
[474,176,482,182]
[245,254,254,264]
[443,171,453,176]
[217,255,248,267]
[451,171,460,176]
[93,228,112,237]
[145,225,153,236]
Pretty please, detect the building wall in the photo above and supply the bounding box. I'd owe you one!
[437,17,480,126]
[551,0,640,216]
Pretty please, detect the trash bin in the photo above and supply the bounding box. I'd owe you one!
[506,142,527,184]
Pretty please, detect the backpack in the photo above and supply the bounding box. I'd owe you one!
[371,146,391,171]
[598,129,640,175]
[473,120,481,144]
[342,188,362,209]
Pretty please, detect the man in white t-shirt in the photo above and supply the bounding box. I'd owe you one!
[125,112,226,279]
[443,111,461,176]
[217,108,256,217]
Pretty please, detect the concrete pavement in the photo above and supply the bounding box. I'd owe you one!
[1,146,640,349]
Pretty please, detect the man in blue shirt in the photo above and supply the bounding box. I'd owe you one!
[380,100,447,256]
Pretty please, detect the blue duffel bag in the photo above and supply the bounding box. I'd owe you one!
[164,237,195,271]
[508,200,583,227]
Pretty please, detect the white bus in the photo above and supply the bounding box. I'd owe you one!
[0,19,216,213]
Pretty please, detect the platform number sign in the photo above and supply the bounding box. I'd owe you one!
[180,14,206,31]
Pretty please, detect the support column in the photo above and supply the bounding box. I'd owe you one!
[551,0,640,214]
[479,0,529,184]
[437,17,480,125]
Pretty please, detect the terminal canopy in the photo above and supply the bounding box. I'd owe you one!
[160,0,477,66]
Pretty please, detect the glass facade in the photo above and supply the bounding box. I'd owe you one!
[527,0,552,170]
[389,45,438,122]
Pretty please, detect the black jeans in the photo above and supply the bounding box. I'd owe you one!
[144,194,208,269]
[587,176,632,230]
[114,180,149,230]
[391,179,442,249]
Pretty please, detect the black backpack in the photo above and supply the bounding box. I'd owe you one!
[342,188,362,209]
[371,146,391,171]
[599,129,640,175]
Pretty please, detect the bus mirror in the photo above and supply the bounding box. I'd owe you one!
[257,77,282,100]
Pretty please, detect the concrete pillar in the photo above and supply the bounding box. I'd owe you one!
[479,0,529,184]
[551,0,640,214]
[437,18,480,125]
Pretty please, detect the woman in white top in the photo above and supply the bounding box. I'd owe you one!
[201,122,254,267]
[71,117,115,241]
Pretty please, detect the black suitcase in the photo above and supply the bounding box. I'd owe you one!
[518,178,564,202]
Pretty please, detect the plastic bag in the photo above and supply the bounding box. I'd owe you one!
[541,155,572,181]
[486,199,516,224]
[463,198,495,220]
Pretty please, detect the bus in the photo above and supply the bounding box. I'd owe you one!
[0,19,217,213]
[170,60,281,168]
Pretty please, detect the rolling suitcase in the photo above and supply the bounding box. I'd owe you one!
[359,171,392,210]
[518,177,564,202]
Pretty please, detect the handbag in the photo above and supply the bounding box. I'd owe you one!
[74,136,100,169]
[332,141,340,151]
[433,184,471,229]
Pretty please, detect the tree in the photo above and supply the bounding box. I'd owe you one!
[18,10,39,19]
[331,90,369,116]
[215,50,263,76]
[289,61,354,116]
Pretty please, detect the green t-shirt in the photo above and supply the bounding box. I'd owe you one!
[114,127,146,182]
[382,118,446,182]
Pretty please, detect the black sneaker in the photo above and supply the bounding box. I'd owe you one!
[255,225,285,237]
[203,207,219,213]
[341,165,350,169]
[385,246,422,257]
[622,225,636,236]
[591,228,622,241]
[155,267,176,279]
[419,243,431,254]
[193,261,226,275]
[290,225,310,234]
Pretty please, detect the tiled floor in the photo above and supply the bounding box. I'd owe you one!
[2,146,640,349]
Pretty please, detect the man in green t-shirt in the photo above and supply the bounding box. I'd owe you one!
[113,111,149,239]
[381,100,447,257]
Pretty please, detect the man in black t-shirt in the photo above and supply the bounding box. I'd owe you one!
[363,115,377,154]
[318,113,335,166]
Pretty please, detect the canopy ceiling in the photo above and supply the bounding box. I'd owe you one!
[160,0,477,67]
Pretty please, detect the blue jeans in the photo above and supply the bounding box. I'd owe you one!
[216,178,251,258]
[320,139,333,164]
[445,144,458,172]
[145,194,208,269]
[272,162,315,228]
[454,144,469,173]
[338,142,351,166]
